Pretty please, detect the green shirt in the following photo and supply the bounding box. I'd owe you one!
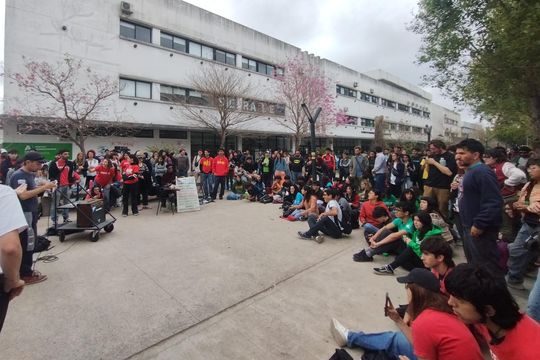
[408,225,443,257]
[392,217,414,235]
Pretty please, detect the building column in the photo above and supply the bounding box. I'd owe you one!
[237,135,243,151]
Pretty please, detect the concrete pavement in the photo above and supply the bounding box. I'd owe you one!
[1,198,532,359]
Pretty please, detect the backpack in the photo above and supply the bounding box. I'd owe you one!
[339,203,353,235]
[34,235,51,252]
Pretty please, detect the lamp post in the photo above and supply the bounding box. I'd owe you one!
[425,124,433,143]
[301,103,322,181]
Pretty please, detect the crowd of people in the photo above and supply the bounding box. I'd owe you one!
[1,140,539,359]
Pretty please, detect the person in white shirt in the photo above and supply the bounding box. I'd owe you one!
[298,188,343,243]
[0,184,28,333]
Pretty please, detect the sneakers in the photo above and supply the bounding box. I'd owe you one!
[63,218,72,223]
[353,249,373,262]
[122,214,128,217]
[373,265,394,275]
[142,205,152,209]
[297,231,314,240]
[22,270,47,285]
[330,318,349,347]
[133,213,139,216]
[314,235,325,244]
[506,276,526,290]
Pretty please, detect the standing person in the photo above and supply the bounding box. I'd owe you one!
[0,184,27,333]
[121,154,140,217]
[338,152,352,181]
[48,149,80,226]
[199,150,213,202]
[402,154,416,190]
[94,158,118,211]
[506,158,540,290]
[455,139,503,275]
[259,152,273,187]
[372,146,388,194]
[9,152,56,285]
[423,140,457,218]
[136,152,152,210]
[514,145,532,172]
[0,149,19,185]
[83,150,99,189]
[211,148,229,200]
[410,148,422,189]
[289,150,304,184]
[388,152,405,198]
[153,156,167,187]
[446,264,540,360]
[176,149,189,178]
[192,149,203,184]
[322,148,336,178]
[273,152,288,180]
[351,146,367,190]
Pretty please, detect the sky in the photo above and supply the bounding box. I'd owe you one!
[0,0,474,121]
[182,0,475,122]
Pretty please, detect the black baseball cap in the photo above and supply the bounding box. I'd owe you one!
[397,268,440,293]
[23,151,46,163]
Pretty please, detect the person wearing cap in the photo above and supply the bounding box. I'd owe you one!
[446,264,540,360]
[9,152,56,285]
[331,268,483,360]
[48,149,80,225]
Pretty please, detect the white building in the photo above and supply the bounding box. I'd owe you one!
[2,0,463,158]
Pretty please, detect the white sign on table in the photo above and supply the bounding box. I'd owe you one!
[175,176,201,213]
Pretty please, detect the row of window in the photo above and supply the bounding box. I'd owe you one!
[336,116,376,128]
[336,85,431,118]
[384,123,426,133]
[445,118,459,126]
[120,20,281,73]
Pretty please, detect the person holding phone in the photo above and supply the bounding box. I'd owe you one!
[331,268,483,360]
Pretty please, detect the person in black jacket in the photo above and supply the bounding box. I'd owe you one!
[49,149,79,225]
[455,139,503,276]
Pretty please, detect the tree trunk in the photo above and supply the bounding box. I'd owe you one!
[373,115,385,149]
[294,134,302,153]
[219,130,227,149]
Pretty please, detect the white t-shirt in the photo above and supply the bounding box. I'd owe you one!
[326,199,343,225]
[86,158,99,177]
[0,184,28,273]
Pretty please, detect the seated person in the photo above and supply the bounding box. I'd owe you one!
[85,185,104,201]
[354,201,415,262]
[282,183,301,213]
[344,185,361,229]
[358,178,372,202]
[159,165,176,207]
[287,186,318,221]
[382,192,398,209]
[297,188,343,243]
[359,190,392,239]
[245,173,265,201]
[373,211,442,275]
[331,268,483,360]
[420,236,455,295]
[271,175,284,195]
[400,189,419,212]
[226,175,245,200]
[446,264,540,360]
[419,196,454,243]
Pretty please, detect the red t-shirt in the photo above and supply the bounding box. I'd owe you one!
[212,155,229,176]
[200,157,213,174]
[322,154,336,170]
[120,160,131,172]
[123,165,139,184]
[412,309,484,360]
[359,200,390,225]
[94,165,117,187]
[476,315,540,360]
[431,267,453,295]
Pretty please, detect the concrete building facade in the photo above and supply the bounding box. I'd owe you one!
[2,0,465,158]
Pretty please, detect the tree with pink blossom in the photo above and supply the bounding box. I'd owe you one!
[274,55,335,150]
[5,55,125,155]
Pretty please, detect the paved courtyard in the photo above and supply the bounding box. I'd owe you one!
[1,199,532,359]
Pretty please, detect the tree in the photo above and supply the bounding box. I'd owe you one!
[177,63,259,149]
[6,55,123,155]
[274,56,335,150]
[411,0,540,150]
[373,116,385,149]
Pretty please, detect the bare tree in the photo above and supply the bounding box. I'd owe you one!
[274,56,335,150]
[373,115,385,149]
[5,55,127,155]
[176,63,259,148]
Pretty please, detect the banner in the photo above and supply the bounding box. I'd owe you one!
[175,176,200,213]
[1,142,73,161]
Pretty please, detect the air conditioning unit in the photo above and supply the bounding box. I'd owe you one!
[121,1,133,15]
[353,82,358,88]
[343,107,348,112]
[369,89,374,94]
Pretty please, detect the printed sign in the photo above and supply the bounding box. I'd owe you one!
[1,142,73,161]
[175,176,200,213]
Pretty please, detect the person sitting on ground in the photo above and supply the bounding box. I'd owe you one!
[358,178,372,202]
[286,186,318,221]
[446,263,540,360]
[344,185,360,229]
[85,185,104,201]
[297,188,343,243]
[271,175,283,195]
[382,192,398,209]
[281,183,303,218]
[373,211,442,275]
[331,268,484,360]
[226,175,246,200]
[418,196,454,243]
[400,188,419,212]
[354,201,415,262]
[420,236,455,295]
[358,190,392,239]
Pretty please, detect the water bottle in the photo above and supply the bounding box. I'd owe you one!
[439,157,447,167]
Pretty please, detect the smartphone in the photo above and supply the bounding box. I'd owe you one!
[384,292,394,317]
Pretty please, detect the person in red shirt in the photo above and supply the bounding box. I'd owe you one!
[446,264,540,360]
[211,148,229,200]
[359,190,392,240]
[199,150,213,201]
[48,149,80,225]
[94,159,119,210]
[322,148,336,178]
[419,236,455,295]
[121,155,139,217]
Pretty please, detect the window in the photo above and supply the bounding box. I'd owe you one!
[188,90,209,106]
[225,52,236,65]
[159,130,187,139]
[370,95,379,104]
[266,65,275,76]
[412,126,423,133]
[257,62,267,74]
[119,78,152,99]
[201,45,213,60]
[381,98,395,108]
[120,20,151,43]
[215,49,236,65]
[160,85,187,102]
[423,111,431,118]
[242,57,276,75]
[398,103,410,112]
[412,108,422,116]
[160,33,173,48]
[360,118,374,127]
[336,85,357,98]
[189,42,202,57]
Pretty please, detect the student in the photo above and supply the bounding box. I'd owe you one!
[358,178,372,202]
[121,155,139,217]
[446,264,540,360]
[344,185,360,229]
[420,236,455,295]
[83,150,99,189]
[331,268,483,360]
[400,189,418,212]
[354,201,415,262]
[286,186,313,221]
[297,188,342,243]
[419,196,454,243]
[373,211,442,275]
[85,185,103,200]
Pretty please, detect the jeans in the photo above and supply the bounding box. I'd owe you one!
[51,185,71,224]
[290,171,302,183]
[507,222,539,284]
[374,173,386,193]
[201,173,213,199]
[528,270,540,322]
[347,330,416,360]
[212,176,226,199]
[19,211,38,277]
[462,227,503,278]
[305,214,342,238]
